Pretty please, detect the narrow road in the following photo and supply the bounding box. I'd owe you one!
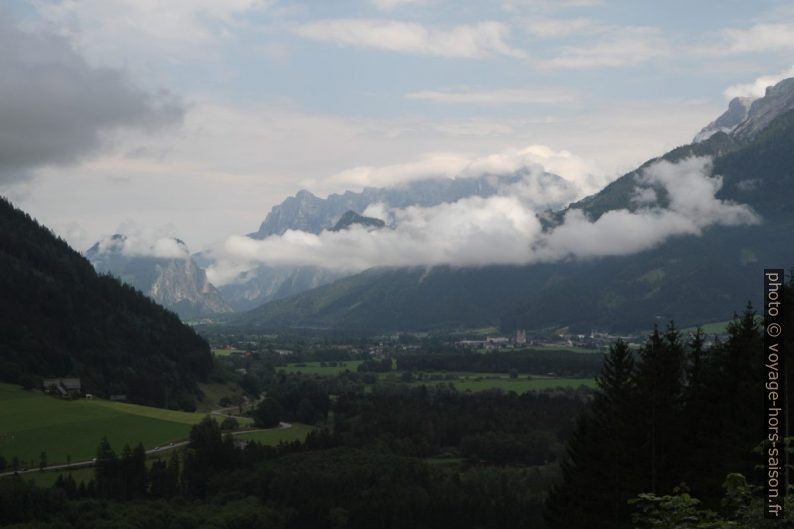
[0,422,292,478]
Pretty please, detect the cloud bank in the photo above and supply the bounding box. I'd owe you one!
[319,144,604,197]
[206,157,758,285]
[533,157,759,260]
[0,13,182,182]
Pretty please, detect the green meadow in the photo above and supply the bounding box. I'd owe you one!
[278,361,363,376]
[17,424,312,487]
[277,361,595,393]
[0,384,249,466]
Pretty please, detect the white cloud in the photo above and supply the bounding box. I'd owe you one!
[405,88,575,105]
[293,19,526,58]
[95,232,190,259]
[370,0,430,11]
[206,194,544,284]
[724,65,794,99]
[206,157,758,284]
[715,23,794,55]
[31,0,273,69]
[534,157,759,259]
[526,17,596,38]
[503,0,603,12]
[320,144,604,197]
[537,26,670,68]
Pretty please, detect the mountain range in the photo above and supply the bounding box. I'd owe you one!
[232,77,794,333]
[81,77,794,333]
[214,168,570,311]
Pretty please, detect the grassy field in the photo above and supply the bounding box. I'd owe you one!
[0,384,247,466]
[196,382,245,413]
[235,423,314,445]
[19,424,315,487]
[278,361,363,376]
[666,316,763,337]
[211,347,247,357]
[277,361,595,393]
[407,374,596,393]
[527,344,603,354]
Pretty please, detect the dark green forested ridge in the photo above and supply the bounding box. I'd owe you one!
[0,196,212,408]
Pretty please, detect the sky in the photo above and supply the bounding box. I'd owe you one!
[2,0,794,258]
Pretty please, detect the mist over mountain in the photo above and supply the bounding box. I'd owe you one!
[214,264,346,312]
[251,170,572,239]
[209,168,576,310]
[234,77,794,333]
[86,234,232,319]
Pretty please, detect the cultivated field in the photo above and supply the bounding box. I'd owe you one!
[415,376,596,393]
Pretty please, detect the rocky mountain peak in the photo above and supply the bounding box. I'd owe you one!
[331,210,386,231]
[693,96,753,142]
[731,77,794,141]
[695,77,794,143]
[85,234,231,319]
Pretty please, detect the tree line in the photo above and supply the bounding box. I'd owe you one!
[545,279,794,528]
[396,349,603,377]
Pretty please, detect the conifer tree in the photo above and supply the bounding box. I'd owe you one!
[633,324,686,493]
[94,437,121,499]
[546,339,639,529]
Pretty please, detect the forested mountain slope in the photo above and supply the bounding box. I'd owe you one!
[0,197,212,408]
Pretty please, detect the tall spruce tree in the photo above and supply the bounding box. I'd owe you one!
[633,324,686,494]
[546,339,638,529]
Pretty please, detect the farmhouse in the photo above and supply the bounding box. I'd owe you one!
[42,378,81,397]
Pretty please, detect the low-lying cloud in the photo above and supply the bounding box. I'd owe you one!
[0,13,183,182]
[532,157,759,260]
[93,231,190,260]
[206,157,759,285]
